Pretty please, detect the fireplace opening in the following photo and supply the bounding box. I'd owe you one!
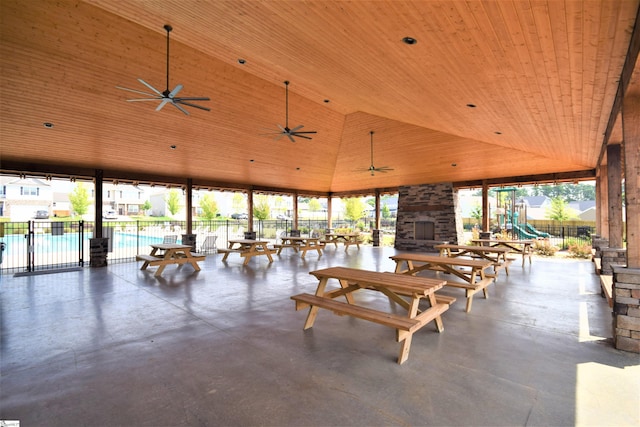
[415,221,435,240]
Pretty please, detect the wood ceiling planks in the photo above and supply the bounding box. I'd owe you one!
[2,0,638,192]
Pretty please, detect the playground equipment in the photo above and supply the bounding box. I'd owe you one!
[493,187,549,239]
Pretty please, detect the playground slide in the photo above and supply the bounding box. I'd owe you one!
[524,223,550,238]
[512,224,538,239]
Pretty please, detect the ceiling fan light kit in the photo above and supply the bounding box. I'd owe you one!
[116,24,210,115]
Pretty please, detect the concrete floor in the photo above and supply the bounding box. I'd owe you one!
[1,246,638,426]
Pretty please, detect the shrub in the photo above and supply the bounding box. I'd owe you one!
[568,242,592,259]
[534,239,558,256]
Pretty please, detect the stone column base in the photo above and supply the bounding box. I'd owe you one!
[601,247,626,275]
[372,229,381,247]
[181,234,197,252]
[90,237,109,268]
[592,237,609,258]
[612,266,640,353]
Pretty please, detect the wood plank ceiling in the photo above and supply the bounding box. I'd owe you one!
[1,0,638,193]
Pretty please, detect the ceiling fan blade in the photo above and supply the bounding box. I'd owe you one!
[290,125,303,132]
[116,86,158,97]
[126,98,162,102]
[292,131,317,135]
[156,99,170,111]
[287,134,296,143]
[292,134,313,140]
[274,133,285,141]
[172,102,190,115]
[175,97,210,101]
[177,100,211,111]
[169,84,183,98]
[138,78,163,96]
[277,124,286,132]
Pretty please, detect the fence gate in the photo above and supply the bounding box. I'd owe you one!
[1,220,85,274]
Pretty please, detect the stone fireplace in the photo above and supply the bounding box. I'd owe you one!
[395,183,464,252]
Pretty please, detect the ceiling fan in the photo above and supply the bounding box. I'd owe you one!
[263,81,317,142]
[357,131,394,176]
[116,24,210,115]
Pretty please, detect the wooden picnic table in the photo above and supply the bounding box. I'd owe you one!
[435,243,513,276]
[136,243,205,277]
[390,253,495,312]
[323,232,361,251]
[276,236,324,258]
[291,267,452,364]
[218,239,275,265]
[472,239,535,266]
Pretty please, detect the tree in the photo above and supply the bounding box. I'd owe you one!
[232,193,246,214]
[381,204,391,219]
[141,200,152,215]
[199,193,218,220]
[545,197,577,222]
[68,183,90,216]
[308,198,321,218]
[470,205,482,222]
[253,195,270,220]
[165,190,181,216]
[343,197,366,222]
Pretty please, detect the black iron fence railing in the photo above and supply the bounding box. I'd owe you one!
[0,217,598,274]
[0,219,398,274]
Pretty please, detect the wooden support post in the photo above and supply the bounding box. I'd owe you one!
[94,169,103,238]
[247,189,254,232]
[596,164,609,238]
[186,178,193,234]
[482,181,489,232]
[623,94,640,268]
[607,144,624,249]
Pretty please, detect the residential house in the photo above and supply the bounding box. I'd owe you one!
[103,183,146,216]
[0,177,52,220]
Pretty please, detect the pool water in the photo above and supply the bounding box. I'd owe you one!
[0,232,166,255]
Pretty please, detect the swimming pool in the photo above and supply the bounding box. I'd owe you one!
[0,232,166,255]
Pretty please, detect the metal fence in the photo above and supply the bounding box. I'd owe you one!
[0,218,397,274]
[0,217,595,274]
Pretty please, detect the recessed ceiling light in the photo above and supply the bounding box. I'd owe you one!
[43,122,54,128]
[296,167,300,170]
[451,163,457,167]
[402,37,417,45]
[466,104,476,108]
[323,99,330,103]
[238,59,246,64]
[495,131,502,135]
[170,145,177,149]
[249,159,254,162]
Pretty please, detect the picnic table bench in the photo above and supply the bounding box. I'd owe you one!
[472,239,535,266]
[390,253,495,312]
[275,236,323,258]
[435,243,513,277]
[323,232,361,251]
[291,267,452,364]
[136,244,205,277]
[219,239,276,265]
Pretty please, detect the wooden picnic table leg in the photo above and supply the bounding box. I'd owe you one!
[428,294,445,332]
[186,254,201,271]
[338,279,356,304]
[397,296,421,364]
[243,252,253,265]
[154,262,168,277]
[304,277,330,329]
[465,290,474,312]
